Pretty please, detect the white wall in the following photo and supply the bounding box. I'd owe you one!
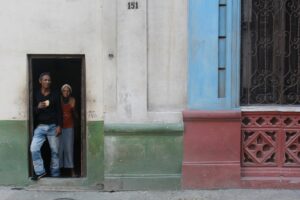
[104,0,187,123]
[148,0,187,112]
[0,0,103,121]
[0,0,187,123]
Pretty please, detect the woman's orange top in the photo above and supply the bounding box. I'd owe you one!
[62,97,75,128]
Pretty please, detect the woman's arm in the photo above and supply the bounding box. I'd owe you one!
[70,97,79,120]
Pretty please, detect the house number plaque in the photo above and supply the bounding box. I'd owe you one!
[128,1,139,9]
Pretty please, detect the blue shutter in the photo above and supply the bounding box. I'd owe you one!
[188,0,241,110]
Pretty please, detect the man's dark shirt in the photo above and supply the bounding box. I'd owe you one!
[33,89,62,127]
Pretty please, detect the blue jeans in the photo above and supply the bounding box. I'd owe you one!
[30,124,60,176]
[59,128,74,168]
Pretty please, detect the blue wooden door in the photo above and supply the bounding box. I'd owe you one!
[188,0,241,110]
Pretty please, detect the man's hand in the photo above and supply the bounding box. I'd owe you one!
[55,126,62,137]
[38,101,47,109]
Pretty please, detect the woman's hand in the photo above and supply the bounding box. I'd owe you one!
[70,97,75,108]
[56,126,62,137]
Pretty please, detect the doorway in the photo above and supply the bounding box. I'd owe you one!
[28,55,86,178]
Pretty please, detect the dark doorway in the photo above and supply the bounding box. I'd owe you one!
[28,55,86,178]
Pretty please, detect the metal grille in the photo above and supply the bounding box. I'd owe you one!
[241,0,300,105]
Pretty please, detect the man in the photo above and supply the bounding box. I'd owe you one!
[30,72,62,180]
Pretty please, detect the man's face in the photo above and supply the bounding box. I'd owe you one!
[39,75,51,89]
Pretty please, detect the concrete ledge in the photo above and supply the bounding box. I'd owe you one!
[183,110,241,121]
[182,163,240,189]
[182,110,242,189]
[104,174,181,191]
[26,177,103,191]
[241,177,300,189]
[104,123,183,190]
[104,123,183,135]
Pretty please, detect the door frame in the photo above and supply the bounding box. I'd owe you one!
[27,54,86,177]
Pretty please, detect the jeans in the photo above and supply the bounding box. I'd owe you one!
[30,124,60,176]
[59,128,74,168]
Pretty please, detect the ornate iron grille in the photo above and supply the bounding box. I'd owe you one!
[241,0,300,105]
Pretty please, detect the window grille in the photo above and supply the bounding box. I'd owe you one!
[241,0,300,105]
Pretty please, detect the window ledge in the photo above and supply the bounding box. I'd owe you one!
[241,106,300,112]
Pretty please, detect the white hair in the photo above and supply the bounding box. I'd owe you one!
[61,84,72,93]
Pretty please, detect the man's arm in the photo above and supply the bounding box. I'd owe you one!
[33,91,47,114]
[33,91,40,114]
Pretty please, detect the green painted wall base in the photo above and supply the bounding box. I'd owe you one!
[104,123,183,190]
[0,121,28,186]
[0,120,104,187]
[0,120,182,190]
[86,121,104,186]
[104,175,181,191]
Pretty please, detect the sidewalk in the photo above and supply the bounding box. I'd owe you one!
[1,186,300,200]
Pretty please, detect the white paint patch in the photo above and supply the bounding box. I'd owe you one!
[116,0,148,122]
[148,0,187,111]
[0,0,187,123]
[104,0,187,123]
[0,0,104,120]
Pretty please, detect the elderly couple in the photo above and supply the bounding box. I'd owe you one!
[30,72,77,180]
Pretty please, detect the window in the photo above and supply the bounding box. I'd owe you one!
[241,0,300,105]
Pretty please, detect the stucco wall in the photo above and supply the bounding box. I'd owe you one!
[104,0,187,123]
[0,0,187,188]
[0,0,187,122]
[148,0,187,112]
[0,0,103,121]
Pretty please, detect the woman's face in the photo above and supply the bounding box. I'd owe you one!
[62,87,71,98]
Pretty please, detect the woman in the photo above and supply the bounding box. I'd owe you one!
[59,84,77,177]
